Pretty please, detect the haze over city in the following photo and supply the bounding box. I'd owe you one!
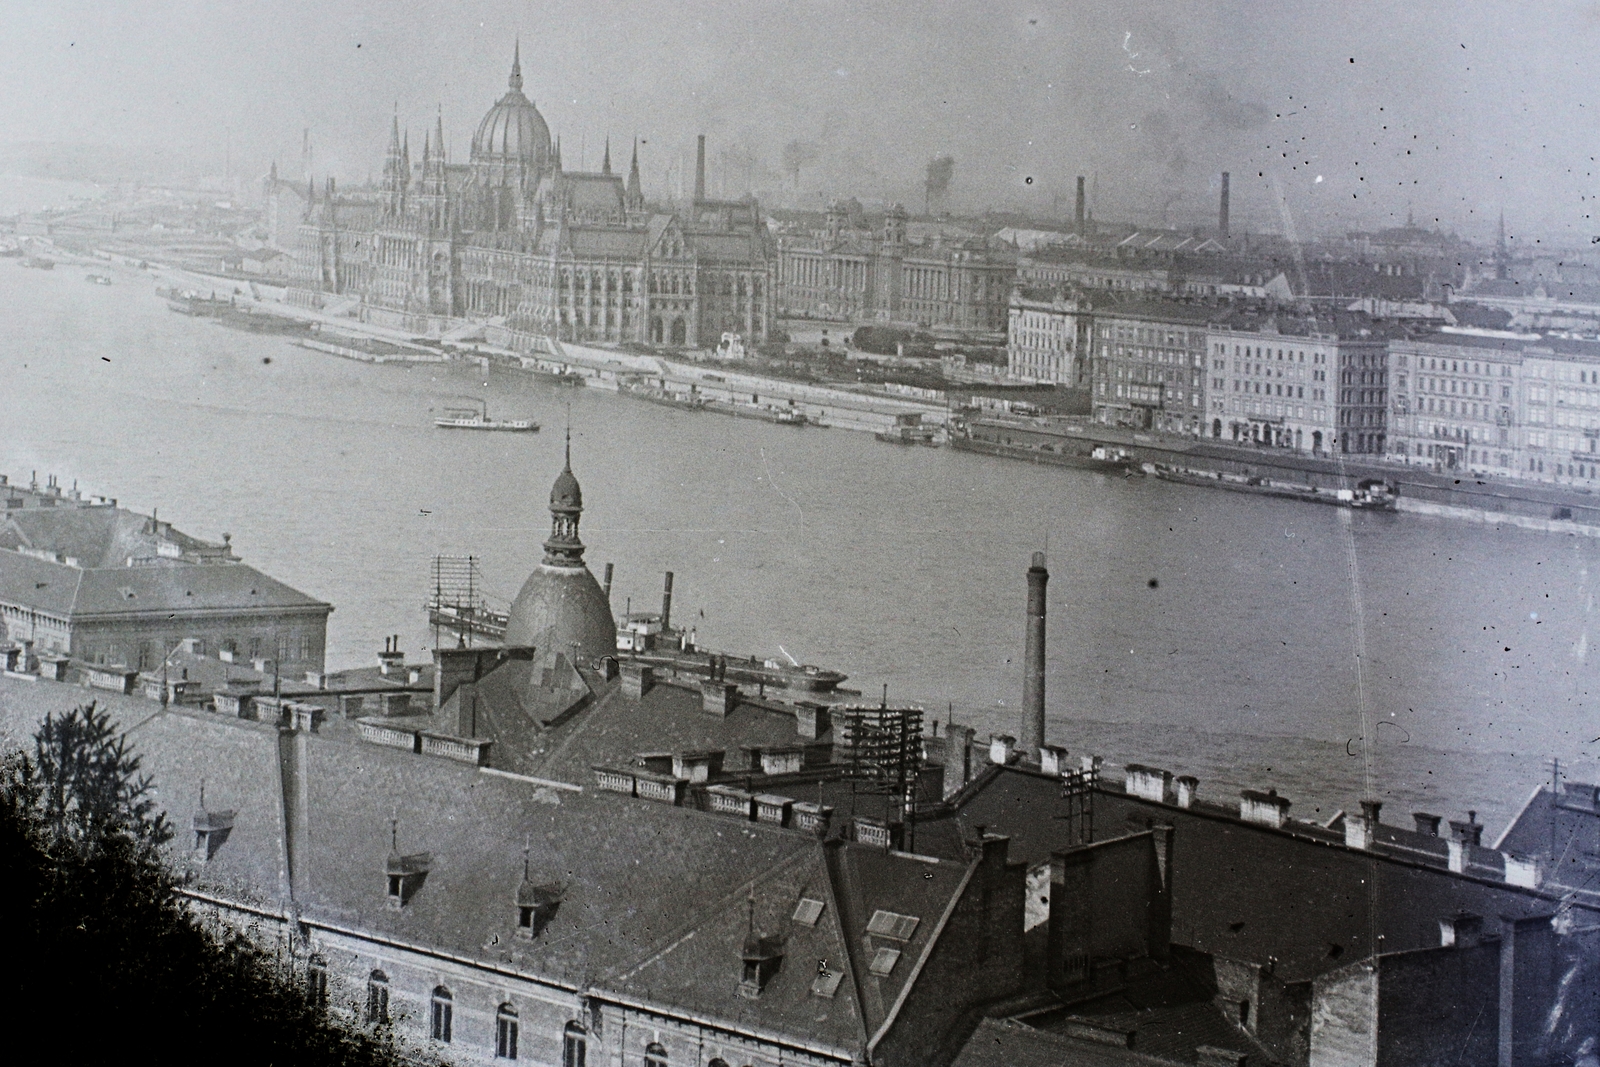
[3,0,1597,241]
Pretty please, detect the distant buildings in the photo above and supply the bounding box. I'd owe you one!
[1388,330,1600,482]
[285,50,776,348]
[0,473,330,675]
[1005,288,1091,386]
[1088,301,1212,436]
[776,201,1015,331]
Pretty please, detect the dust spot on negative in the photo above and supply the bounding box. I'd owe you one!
[1147,578,1159,588]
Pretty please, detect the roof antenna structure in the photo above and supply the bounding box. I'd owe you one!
[390,816,399,853]
[523,835,531,881]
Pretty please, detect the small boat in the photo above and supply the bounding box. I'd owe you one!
[1151,465,1398,511]
[618,379,710,409]
[435,398,539,432]
[85,273,113,285]
[21,257,55,270]
[725,403,808,426]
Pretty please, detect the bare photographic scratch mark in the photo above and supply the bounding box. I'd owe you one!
[1122,32,1150,76]
[760,447,804,536]
[101,357,111,362]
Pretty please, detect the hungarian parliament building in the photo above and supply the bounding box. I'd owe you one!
[280,47,777,348]
[275,48,1017,347]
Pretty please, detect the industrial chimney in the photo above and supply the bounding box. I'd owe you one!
[1219,172,1231,240]
[695,135,707,202]
[1022,552,1048,757]
[661,572,675,632]
[603,562,614,601]
[1074,176,1086,236]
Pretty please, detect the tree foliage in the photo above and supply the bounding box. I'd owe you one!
[2,703,420,1066]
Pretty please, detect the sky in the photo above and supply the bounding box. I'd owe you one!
[2,0,1598,241]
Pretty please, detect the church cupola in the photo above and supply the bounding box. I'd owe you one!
[543,430,586,568]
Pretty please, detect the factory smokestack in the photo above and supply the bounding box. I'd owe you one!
[661,571,675,631]
[695,135,706,202]
[603,562,614,601]
[1022,552,1048,757]
[1074,176,1086,236]
[1219,172,1230,239]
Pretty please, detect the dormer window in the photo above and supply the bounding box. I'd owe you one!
[515,880,564,939]
[739,931,784,999]
[192,810,236,862]
[385,850,432,909]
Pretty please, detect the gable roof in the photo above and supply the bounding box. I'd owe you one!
[932,766,1569,984]
[91,698,982,1058]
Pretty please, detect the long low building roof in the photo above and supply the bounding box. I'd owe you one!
[0,549,330,620]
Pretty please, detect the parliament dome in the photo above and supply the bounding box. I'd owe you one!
[471,43,551,174]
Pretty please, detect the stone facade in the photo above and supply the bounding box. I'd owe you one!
[289,53,775,349]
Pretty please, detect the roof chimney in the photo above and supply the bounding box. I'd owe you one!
[661,571,674,631]
[1022,552,1048,756]
[695,135,707,202]
[1074,176,1086,236]
[1413,812,1442,836]
[1219,172,1231,239]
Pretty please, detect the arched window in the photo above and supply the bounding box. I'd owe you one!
[644,1043,669,1067]
[366,970,389,1024]
[431,986,453,1043]
[562,1021,587,1067]
[495,1003,519,1060]
[305,955,328,1009]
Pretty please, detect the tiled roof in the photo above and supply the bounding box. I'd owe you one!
[953,1018,1153,1067]
[91,700,987,1057]
[522,679,823,785]
[931,767,1568,984]
[0,550,330,619]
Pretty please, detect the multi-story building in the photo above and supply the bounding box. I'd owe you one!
[1206,315,1390,454]
[1005,287,1091,386]
[1388,330,1600,484]
[290,50,776,348]
[776,202,1015,331]
[0,475,330,672]
[1089,301,1214,435]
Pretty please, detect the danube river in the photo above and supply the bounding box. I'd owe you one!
[3,257,1596,829]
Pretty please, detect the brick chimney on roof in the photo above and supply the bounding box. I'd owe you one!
[1022,552,1048,757]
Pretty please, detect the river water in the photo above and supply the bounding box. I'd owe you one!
[3,254,1597,832]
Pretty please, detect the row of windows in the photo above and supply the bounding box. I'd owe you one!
[351,970,756,1066]
[1216,342,1330,366]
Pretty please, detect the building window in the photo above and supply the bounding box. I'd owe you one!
[366,971,389,1024]
[496,1004,519,1060]
[563,1021,588,1067]
[431,986,453,1042]
[645,1042,669,1067]
[306,955,328,1009]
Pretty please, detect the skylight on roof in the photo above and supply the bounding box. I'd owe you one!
[868,947,902,977]
[865,910,920,941]
[810,970,844,998]
[793,898,825,927]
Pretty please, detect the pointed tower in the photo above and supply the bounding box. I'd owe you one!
[502,434,616,659]
[510,37,523,93]
[602,137,612,175]
[626,137,644,210]
[553,136,563,173]
[383,107,406,217]
[420,110,450,231]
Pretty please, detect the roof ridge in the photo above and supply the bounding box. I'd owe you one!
[867,848,980,1055]
[598,837,814,986]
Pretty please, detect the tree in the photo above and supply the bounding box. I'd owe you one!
[2,703,422,1067]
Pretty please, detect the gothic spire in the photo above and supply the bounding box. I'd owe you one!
[626,138,643,204]
[553,136,563,172]
[602,136,611,175]
[509,38,523,93]
[434,106,445,163]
